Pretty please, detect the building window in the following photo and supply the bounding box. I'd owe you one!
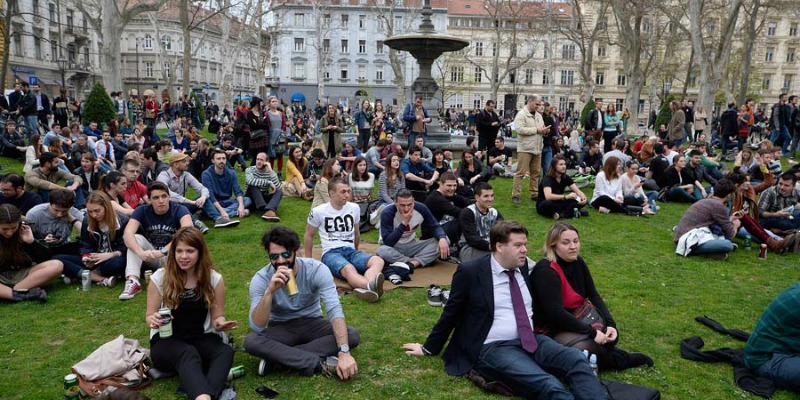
[358,65,366,80]
[358,40,366,54]
[559,96,568,112]
[597,45,607,57]
[450,66,464,82]
[144,35,153,49]
[560,70,574,85]
[66,10,73,29]
[765,47,774,62]
[561,44,576,60]
[791,23,798,37]
[341,15,349,28]
[616,99,624,112]
[376,41,384,54]
[51,41,58,61]
[359,15,366,29]
[525,68,533,85]
[32,0,39,15]
[145,62,154,78]
[83,47,89,64]
[787,48,796,63]
[341,40,348,53]
[323,39,330,53]
[473,94,482,109]
[542,69,549,85]
[767,22,777,36]
[294,38,304,52]
[448,94,463,109]
[475,42,483,56]
[34,37,42,59]
[395,16,403,32]
[377,19,384,31]
[293,63,305,79]
[491,43,497,57]
[340,66,348,79]
[323,69,330,80]
[474,67,482,83]
[294,13,304,26]
[617,73,627,86]
[323,14,331,26]
[762,74,772,90]
[596,71,605,86]
[161,35,171,50]
[13,33,22,56]
[164,63,171,78]
[49,3,56,21]
[376,65,384,81]
[784,74,794,91]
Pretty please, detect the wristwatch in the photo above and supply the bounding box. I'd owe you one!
[160,247,169,255]
[337,344,350,354]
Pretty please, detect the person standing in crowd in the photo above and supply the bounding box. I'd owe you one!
[146,227,237,400]
[245,226,360,380]
[602,104,621,153]
[511,95,548,205]
[403,220,607,399]
[584,99,605,143]
[264,96,288,174]
[321,104,345,160]
[683,100,695,144]
[0,204,61,303]
[694,106,707,142]
[246,97,269,167]
[354,100,373,152]
[532,222,654,371]
[402,95,431,149]
[770,93,792,155]
[475,100,501,153]
[143,91,159,129]
[667,101,687,148]
[53,89,70,128]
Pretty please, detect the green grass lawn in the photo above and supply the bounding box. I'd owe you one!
[0,136,797,400]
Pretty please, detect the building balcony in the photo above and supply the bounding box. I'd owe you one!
[265,77,280,83]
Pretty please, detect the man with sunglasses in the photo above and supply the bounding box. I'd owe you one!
[245,226,360,381]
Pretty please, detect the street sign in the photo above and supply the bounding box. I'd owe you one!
[29,77,39,86]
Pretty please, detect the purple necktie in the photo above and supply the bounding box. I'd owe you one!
[504,269,538,353]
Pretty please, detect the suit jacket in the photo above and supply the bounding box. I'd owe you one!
[423,254,533,376]
[37,93,51,117]
[585,109,605,131]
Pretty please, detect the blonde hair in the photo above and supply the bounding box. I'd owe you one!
[542,222,579,262]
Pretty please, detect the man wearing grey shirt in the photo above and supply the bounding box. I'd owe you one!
[244,226,360,381]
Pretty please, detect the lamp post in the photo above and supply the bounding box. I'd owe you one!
[135,38,141,98]
[57,56,68,96]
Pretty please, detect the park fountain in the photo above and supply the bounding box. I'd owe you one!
[383,0,468,149]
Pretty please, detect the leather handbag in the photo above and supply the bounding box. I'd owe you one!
[250,129,267,140]
[573,299,605,330]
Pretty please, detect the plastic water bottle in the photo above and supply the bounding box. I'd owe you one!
[583,350,589,360]
[589,354,598,376]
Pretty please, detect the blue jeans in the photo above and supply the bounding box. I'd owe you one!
[474,336,607,400]
[227,154,246,170]
[667,185,702,203]
[691,239,735,255]
[24,115,40,137]
[761,209,800,231]
[38,185,85,208]
[203,197,252,220]
[755,353,800,392]
[540,146,553,173]
[321,247,374,279]
[771,126,792,155]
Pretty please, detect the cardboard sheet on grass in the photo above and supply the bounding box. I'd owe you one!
[307,242,458,292]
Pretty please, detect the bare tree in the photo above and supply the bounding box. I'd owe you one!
[0,0,18,93]
[434,49,473,108]
[370,0,421,106]
[219,0,269,107]
[464,0,542,102]
[148,13,180,97]
[557,0,609,102]
[75,0,168,91]
[306,0,335,102]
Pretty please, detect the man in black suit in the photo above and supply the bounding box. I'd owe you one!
[584,100,605,143]
[403,220,606,399]
[32,84,51,132]
[475,100,501,153]
[7,82,22,113]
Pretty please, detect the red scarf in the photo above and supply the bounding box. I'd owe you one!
[549,261,585,310]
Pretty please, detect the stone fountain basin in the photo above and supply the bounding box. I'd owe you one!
[384,33,468,56]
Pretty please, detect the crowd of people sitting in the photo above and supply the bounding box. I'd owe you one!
[4,88,800,399]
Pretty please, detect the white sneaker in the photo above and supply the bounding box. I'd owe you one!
[352,288,379,303]
[97,276,118,288]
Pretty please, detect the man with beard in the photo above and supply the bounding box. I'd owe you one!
[536,155,589,219]
[24,152,83,205]
[245,226,360,380]
[0,174,44,215]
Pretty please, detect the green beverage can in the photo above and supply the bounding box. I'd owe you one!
[227,365,246,381]
[744,235,752,250]
[64,373,80,399]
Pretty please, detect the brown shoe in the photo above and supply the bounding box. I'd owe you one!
[262,210,280,222]
[766,237,786,253]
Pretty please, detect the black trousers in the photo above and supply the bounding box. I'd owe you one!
[536,199,583,218]
[603,130,617,153]
[590,195,627,213]
[151,333,233,400]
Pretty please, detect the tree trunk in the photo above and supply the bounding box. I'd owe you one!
[100,1,124,90]
[389,49,405,106]
[1,0,14,92]
[738,0,761,104]
[181,0,191,97]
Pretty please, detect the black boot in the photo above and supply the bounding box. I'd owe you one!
[11,288,47,303]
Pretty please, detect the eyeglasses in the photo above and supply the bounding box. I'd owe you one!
[269,251,293,260]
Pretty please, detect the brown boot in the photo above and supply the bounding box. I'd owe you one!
[766,237,786,253]
[261,210,280,222]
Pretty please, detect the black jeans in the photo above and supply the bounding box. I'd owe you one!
[358,128,371,153]
[536,199,583,218]
[590,195,627,213]
[150,333,233,400]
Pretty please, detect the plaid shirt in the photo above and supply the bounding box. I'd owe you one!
[743,283,800,369]
[757,186,800,215]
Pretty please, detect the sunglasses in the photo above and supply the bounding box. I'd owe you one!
[268,251,293,261]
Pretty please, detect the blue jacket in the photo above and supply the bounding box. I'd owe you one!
[380,201,445,247]
[402,103,429,134]
[201,165,244,204]
[83,125,102,139]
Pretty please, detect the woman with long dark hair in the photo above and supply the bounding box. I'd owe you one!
[283,145,311,199]
[377,154,405,204]
[589,157,627,213]
[99,171,135,216]
[312,159,343,207]
[320,104,344,160]
[264,96,288,172]
[663,154,702,203]
[456,147,492,197]
[354,99,373,152]
[247,97,270,167]
[146,227,237,400]
[348,156,375,204]
[0,204,62,302]
[532,222,653,371]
